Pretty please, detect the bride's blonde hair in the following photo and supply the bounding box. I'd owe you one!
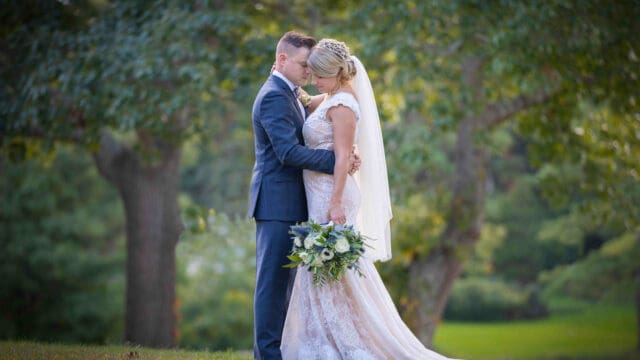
[308,39,357,87]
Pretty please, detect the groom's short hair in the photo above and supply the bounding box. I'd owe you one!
[276,31,317,56]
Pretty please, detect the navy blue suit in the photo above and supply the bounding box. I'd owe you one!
[248,75,334,359]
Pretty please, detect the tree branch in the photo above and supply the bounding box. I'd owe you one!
[478,87,558,130]
[14,125,83,143]
[424,39,464,57]
[92,129,128,185]
[13,124,127,186]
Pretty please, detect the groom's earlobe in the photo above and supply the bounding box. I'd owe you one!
[276,53,287,67]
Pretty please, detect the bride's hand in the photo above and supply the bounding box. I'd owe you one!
[328,202,347,225]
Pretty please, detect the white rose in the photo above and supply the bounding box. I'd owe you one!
[335,237,350,253]
[294,236,302,247]
[299,252,310,263]
[304,236,315,249]
[305,232,324,249]
[311,256,324,267]
[321,248,334,261]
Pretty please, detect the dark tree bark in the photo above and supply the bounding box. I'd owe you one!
[636,233,640,352]
[93,131,182,348]
[408,113,488,346]
[407,247,463,347]
[408,57,487,346]
[406,56,556,346]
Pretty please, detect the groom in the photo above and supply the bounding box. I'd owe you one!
[248,31,352,359]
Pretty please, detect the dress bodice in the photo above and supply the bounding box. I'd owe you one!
[303,92,360,150]
[301,92,361,225]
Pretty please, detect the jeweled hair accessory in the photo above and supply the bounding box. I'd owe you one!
[317,39,350,60]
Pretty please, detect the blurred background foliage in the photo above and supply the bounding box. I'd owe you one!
[0,146,124,343]
[1,0,639,356]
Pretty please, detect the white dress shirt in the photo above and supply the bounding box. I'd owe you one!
[272,70,305,117]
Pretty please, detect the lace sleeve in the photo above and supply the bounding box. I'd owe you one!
[319,92,360,123]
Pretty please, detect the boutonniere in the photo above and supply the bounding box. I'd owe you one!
[297,88,312,107]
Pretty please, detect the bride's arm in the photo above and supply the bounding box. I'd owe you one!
[306,94,326,113]
[298,88,326,114]
[327,105,357,225]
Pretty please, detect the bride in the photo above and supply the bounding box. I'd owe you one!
[280,39,454,360]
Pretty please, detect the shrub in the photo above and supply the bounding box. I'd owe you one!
[0,149,125,343]
[444,277,548,321]
[177,210,256,350]
[539,232,639,303]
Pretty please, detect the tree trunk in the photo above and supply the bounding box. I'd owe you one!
[407,248,463,347]
[636,233,640,352]
[407,56,488,346]
[407,115,487,346]
[636,270,640,352]
[93,132,182,348]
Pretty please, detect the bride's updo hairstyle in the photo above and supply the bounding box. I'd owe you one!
[308,39,357,90]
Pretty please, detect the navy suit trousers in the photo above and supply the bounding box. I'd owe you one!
[254,220,297,360]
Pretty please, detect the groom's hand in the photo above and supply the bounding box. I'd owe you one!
[348,145,361,175]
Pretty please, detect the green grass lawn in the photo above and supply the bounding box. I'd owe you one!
[434,299,638,360]
[0,341,252,360]
[1,299,637,360]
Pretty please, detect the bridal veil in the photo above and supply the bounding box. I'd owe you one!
[351,56,393,262]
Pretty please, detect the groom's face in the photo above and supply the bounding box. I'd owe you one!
[281,47,311,87]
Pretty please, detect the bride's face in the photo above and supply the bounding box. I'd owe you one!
[310,71,338,94]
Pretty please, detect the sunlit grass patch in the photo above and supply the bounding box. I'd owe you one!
[434,299,636,360]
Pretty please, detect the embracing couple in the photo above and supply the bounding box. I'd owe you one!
[248,31,453,360]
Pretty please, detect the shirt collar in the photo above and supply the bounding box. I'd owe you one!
[272,70,297,91]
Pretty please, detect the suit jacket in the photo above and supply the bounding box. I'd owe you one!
[247,75,335,221]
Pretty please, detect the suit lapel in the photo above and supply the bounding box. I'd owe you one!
[270,75,305,123]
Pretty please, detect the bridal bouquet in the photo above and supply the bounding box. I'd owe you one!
[285,220,368,286]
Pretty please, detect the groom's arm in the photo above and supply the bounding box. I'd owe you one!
[260,91,335,174]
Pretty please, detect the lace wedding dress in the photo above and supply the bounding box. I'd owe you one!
[280,92,452,360]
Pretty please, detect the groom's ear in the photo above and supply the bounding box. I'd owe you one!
[275,53,287,70]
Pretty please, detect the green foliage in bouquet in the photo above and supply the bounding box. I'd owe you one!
[285,221,368,286]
